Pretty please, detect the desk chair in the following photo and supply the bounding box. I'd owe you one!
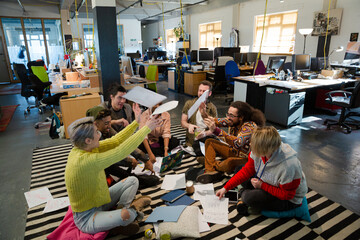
[14,63,37,114]
[210,56,233,94]
[146,65,158,92]
[225,60,240,103]
[254,59,266,75]
[324,83,360,133]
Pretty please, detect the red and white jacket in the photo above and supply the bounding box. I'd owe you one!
[224,143,307,204]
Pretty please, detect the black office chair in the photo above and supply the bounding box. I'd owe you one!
[13,63,37,114]
[324,83,360,133]
[27,60,45,74]
[208,56,234,94]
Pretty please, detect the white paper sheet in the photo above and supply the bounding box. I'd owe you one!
[152,101,179,115]
[187,90,209,119]
[153,208,211,235]
[43,197,70,213]
[123,86,167,108]
[152,157,163,173]
[199,142,205,156]
[193,183,215,201]
[24,187,53,209]
[131,161,161,177]
[161,173,186,190]
[200,195,229,225]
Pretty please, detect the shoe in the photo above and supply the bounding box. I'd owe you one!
[236,200,249,216]
[196,156,205,165]
[130,195,152,212]
[108,222,140,236]
[137,175,160,189]
[196,171,223,184]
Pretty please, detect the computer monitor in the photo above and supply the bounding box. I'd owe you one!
[190,50,198,63]
[234,52,241,65]
[317,57,328,71]
[292,54,311,72]
[127,52,141,59]
[199,48,209,50]
[147,51,156,60]
[344,52,360,60]
[247,52,260,64]
[266,56,286,72]
[214,47,223,60]
[121,56,134,76]
[223,47,241,58]
[198,50,214,65]
[156,51,167,60]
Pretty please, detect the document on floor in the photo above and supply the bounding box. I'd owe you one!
[187,90,209,119]
[43,197,70,213]
[145,205,186,223]
[123,86,167,108]
[193,183,215,200]
[24,187,53,208]
[200,195,229,225]
[161,173,186,190]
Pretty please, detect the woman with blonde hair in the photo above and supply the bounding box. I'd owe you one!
[216,126,307,216]
[65,103,162,235]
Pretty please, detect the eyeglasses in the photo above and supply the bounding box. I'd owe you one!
[226,113,239,118]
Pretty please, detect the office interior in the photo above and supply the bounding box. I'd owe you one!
[0,0,359,238]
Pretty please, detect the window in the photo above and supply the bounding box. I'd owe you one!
[199,21,221,49]
[83,24,124,54]
[166,29,178,58]
[253,11,297,54]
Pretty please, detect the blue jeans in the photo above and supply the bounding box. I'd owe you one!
[73,176,139,234]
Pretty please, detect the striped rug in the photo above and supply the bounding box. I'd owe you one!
[25,125,360,239]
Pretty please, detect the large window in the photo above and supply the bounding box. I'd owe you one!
[253,11,298,54]
[83,24,124,54]
[23,19,48,64]
[44,19,64,65]
[199,21,221,49]
[166,29,178,58]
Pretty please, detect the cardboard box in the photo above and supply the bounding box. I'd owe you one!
[321,69,344,79]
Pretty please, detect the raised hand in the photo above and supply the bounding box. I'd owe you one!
[203,117,216,132]
[132,103,142,122]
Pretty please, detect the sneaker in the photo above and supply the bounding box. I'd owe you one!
[130,195,152,212]
[196,171,223,184]
[236,200,249,216]
[108,222,140,236]
[196,156,205,165]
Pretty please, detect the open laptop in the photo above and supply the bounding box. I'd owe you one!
[160,150,184,173]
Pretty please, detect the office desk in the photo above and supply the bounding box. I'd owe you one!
[233,76,357,127]
[122,76,157,90]
[184,70,215,96]
[137,61,176,67]
[60,93,102,138]
[51,84,101,96]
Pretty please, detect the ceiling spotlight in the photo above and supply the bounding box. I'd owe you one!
[280,0,284,2]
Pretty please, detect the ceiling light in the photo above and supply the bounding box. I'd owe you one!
[280,0,284,3]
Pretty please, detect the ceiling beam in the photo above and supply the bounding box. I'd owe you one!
[60,0,75,10]
[117,0,142,15]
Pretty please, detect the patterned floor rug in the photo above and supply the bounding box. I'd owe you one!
[0,83,21,95]
[0,105,19,132]
[25,125,360,239]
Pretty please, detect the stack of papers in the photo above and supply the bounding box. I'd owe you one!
[200,195,229,225]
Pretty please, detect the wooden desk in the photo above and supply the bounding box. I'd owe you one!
[233,76,357,127]
[60,93,102,138]
[137,61,176,67]
[51,84,100,96]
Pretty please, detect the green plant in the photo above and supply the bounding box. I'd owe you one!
[173,20,185,39]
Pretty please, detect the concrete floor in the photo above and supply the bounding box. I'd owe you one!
[0,81,359,239]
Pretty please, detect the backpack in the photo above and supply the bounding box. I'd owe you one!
[49,113,61,139]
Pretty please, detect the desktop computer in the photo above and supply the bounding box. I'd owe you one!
[291,54,317,79]
[266,56,286,72]
[247,52,260,65]
[198,50,214,66]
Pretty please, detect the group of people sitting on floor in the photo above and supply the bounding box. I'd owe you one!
[64,80,307,236]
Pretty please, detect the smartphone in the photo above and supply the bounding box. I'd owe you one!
[225,190,238,203]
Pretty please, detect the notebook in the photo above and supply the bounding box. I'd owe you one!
[160,150,184,173]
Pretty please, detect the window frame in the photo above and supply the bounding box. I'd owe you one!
[198,21,222,50]
[253,10,298,55]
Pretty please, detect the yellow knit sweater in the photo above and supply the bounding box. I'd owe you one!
[65,121,151,212]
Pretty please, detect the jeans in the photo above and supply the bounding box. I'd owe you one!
[204,138,247,173]
[73,176,139,234]
[240,179,300,211]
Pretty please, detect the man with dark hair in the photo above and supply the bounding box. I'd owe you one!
[196,101,266,184]
[100,84,133,132]
[86,106,159,189]
[181,80,217,154]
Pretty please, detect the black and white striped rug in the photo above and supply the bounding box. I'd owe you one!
[25,126,360,239]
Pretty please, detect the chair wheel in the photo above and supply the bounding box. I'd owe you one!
[39,108,43,114]
[346,128,352,134]
[326,124,331,130]
[324,120,328,125]
[34,124,39,129]
[24,110,27,115]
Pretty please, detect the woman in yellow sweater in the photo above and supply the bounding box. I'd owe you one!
[65,103,161,235]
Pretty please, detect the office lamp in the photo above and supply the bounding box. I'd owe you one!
[299,28,313,54]
[327,45,344,69]
[214,34,222,48]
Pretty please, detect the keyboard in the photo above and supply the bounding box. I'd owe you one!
[129,77,146,83]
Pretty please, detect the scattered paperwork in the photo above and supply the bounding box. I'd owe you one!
[43,197,70,213]
[187,90,209,119]
[145,205,186,223]
[24,187,53,209]
[123,86,167,108]
[161,173,186,190]
[200,195,229,225]
[193,183,215,201]
[152,101,179,115]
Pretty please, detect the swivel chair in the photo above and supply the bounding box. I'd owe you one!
[225,60,240,103]
[13,63,37,115]
[209,56,233,94]
[324,83,360,133]
[145,65,159,92]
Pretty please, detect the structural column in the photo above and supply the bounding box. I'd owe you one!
[92,0,120,100]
